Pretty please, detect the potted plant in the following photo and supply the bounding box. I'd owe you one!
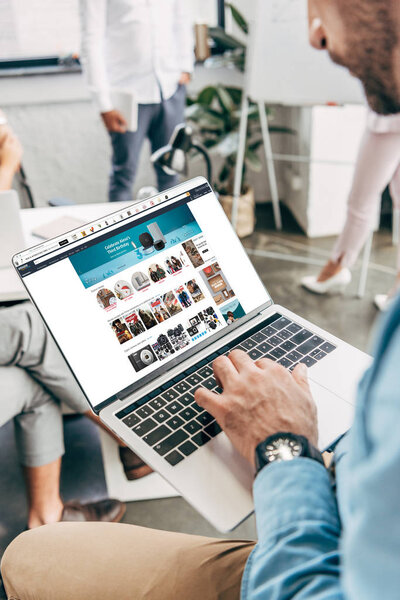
[186,4,292,237]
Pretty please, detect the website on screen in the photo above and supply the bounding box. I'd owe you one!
[18,183,270,407]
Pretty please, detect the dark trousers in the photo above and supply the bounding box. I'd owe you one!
[109,85,186,202]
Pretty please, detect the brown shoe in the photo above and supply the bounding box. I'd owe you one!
[119,446,153,480]
[61,499,126,523]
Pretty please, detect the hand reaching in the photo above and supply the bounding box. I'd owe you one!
[195,350,318,466]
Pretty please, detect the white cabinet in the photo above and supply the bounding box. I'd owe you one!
[282,105,367,237]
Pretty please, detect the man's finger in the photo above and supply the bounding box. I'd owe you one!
[194,387,225,423]
[255,356,279,371]
[228,348,254,371]
[292,363,310,392]
[212,355,238,388]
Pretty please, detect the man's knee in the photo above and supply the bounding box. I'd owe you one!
[1,529,39,598]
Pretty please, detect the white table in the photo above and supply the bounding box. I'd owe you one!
[0,202,132,303]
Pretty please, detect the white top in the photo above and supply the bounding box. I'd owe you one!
[367,110,400,133]
[79,0,195,112]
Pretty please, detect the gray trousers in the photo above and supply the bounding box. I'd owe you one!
[109,84,186,202]
[0,303,88,467]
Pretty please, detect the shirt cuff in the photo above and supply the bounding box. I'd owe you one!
[253,458,340,544]
[180,53,195,74]
[90,89,113,114]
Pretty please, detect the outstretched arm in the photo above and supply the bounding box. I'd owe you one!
[196,354,344,599]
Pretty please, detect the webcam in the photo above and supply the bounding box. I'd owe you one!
[139,232,154,255]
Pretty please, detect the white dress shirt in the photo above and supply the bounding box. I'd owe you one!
[80,0,195,112]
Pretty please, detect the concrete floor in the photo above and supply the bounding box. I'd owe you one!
[0,204,397,590]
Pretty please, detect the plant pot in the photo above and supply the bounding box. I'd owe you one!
[219,187,255,238]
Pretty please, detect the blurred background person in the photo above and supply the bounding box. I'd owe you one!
[301,111,400,310]
[0,109,22,192]
[80,0,194,202]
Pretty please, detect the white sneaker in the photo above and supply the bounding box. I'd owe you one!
[374,294,390,311]
[301,268,352,295]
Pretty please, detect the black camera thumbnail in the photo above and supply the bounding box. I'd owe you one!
[128,345,158,372]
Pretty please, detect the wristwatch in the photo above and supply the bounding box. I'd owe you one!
[255,432,324,474]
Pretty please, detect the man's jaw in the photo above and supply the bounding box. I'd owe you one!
[328,48,400,115]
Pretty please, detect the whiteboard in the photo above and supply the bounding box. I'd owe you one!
[246,0,365,106]
[0,0,80,59]
[0,0,217,61]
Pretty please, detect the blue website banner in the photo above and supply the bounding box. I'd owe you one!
[69,204,202,288]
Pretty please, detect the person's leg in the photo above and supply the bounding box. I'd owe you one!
[389,163,400,275]
[149,85,187,191]
[330,128,400,269]
[109,105,155,202]
[1,522,255,600]
[0,303,88,413]
[0,364,65,527]
[0,303,152,478]
[0,364,124,527]
[374,162,400,309]
[302,127,400,293]
[24,459,64,528]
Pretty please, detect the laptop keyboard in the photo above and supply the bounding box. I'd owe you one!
[115,314,336,467]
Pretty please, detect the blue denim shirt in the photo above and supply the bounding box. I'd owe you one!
[241,294,400,599]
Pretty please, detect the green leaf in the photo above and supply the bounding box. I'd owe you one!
[197,113,225,130]
[245,148,262,172]
[184,103,204,120]
[219,162,231,183]
[197,86,217,106]
[226,3,249,35]
[215,85,234,114]
[268,126,296,134]
[224,86,243,105]
[212,132,239,157]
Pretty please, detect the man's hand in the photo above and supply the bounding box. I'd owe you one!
[178,72,191,85]
[101,109,128,133]
[0,129,23,190]
[195,350,318,466]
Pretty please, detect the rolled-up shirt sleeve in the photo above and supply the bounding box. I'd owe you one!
[241,459,343,599]
[174,0,195,74]
[79,0,112,113]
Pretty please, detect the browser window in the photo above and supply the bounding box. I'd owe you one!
[16,181,270,408]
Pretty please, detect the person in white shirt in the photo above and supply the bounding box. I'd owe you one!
[80,0,195,202]
[0,113,22,192]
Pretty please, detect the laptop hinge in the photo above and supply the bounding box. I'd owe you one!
[110,302,279,410]
[94,395,119,415]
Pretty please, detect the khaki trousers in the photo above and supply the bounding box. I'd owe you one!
[1,522,255,600]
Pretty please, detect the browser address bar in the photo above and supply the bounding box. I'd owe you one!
[34,244,77,265]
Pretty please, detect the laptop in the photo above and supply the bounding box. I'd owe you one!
[13,177,371,532]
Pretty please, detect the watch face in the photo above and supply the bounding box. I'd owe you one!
[265,437,302,462]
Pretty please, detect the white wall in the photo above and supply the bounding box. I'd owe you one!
[2,1,365,237]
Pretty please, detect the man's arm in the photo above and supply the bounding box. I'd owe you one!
[0,124,23,191]
[196,354,344,598]
[174,0,195,84]
[243,460,342,598]
[79,0,127,132]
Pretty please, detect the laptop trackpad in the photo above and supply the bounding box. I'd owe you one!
[309,379,354,450]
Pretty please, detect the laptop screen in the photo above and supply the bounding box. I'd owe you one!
[15,179,270,409]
